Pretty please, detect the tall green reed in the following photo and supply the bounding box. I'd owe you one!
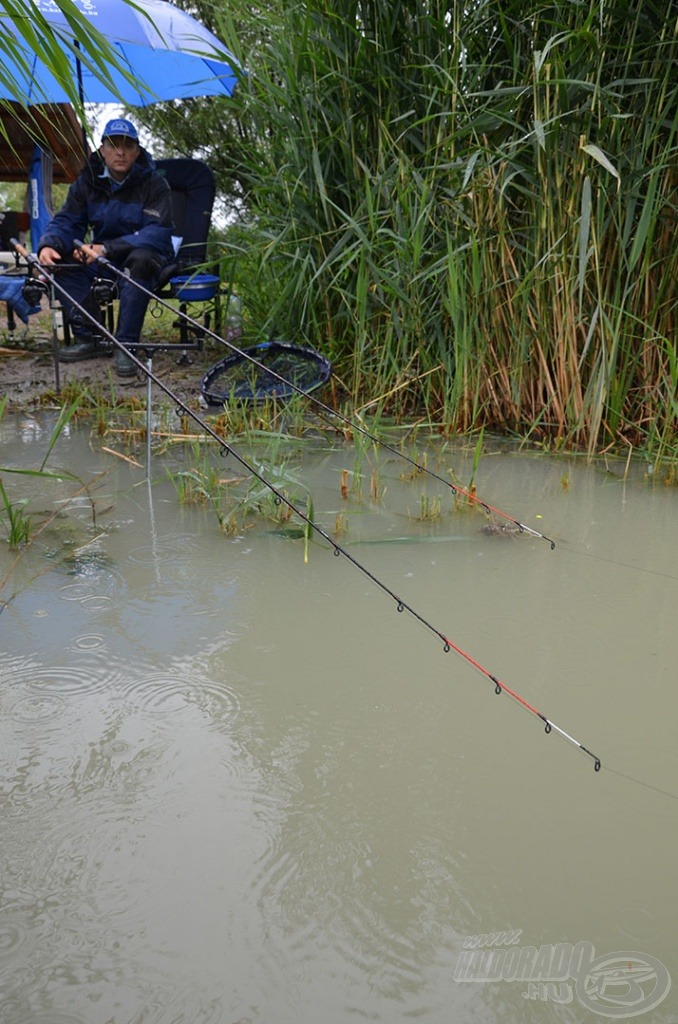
[207,0,678,457]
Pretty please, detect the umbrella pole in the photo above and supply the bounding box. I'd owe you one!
[74,42,89,158]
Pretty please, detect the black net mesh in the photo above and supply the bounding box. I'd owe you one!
[201,341,332,403]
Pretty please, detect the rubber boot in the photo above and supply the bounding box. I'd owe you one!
[114,345,137,378]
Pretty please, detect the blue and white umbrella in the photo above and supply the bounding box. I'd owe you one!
[0,0,239,105]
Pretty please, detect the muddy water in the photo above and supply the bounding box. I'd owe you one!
[1,415,677,1024]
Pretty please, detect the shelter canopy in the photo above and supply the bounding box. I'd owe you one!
[0,103,86,183]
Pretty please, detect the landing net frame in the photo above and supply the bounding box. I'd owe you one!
[201,339,332,404]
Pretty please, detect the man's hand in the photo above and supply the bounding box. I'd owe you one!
[38,246,61,266]
[76,243,107,265]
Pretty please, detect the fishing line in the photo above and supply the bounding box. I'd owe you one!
[68,239,557,549]
[602,766,678,803]
[14,239,599,771]
[560,544,678,583]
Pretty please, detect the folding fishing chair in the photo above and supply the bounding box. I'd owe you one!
[152,157,219,351]
[156,158,215,275]
[45,157,218,369]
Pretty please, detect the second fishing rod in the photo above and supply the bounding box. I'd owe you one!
[65,239,556,549]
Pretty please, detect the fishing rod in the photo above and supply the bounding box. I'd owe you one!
[70,238,557,549]
[14,237,599,771]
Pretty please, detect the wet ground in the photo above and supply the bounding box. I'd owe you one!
[0,304,226,412]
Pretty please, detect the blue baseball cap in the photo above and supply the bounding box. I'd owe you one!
[101,118,138,142]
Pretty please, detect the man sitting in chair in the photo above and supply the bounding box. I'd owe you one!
[37,118,174,378]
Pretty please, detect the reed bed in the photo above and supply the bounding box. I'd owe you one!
[204,0,678,460]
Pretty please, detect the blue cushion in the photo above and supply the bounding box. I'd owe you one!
[0,277,41,323]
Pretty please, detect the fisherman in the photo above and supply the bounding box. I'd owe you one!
[37,118,174,378]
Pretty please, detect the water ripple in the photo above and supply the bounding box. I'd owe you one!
[57,582,115,612]
[122,673,194,714]
[119,670,241,723]
[58,581,101,602]
[4,799,163,924]
[3,656,241,731]
[8,693,68,723]
[20,661,127,699]
[127,533,206,568]
[249,797,432,1003]
[55,552,125,613]
[0,922,25,956]
[70,633,106,652]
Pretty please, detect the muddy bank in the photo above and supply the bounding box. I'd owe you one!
[0,306,223,413]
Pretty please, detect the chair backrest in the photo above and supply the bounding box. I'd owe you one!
[155,158,216,270]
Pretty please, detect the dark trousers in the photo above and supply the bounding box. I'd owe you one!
[55,248,165,346]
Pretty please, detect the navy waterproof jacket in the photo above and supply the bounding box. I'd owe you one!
[38,148,174,265]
